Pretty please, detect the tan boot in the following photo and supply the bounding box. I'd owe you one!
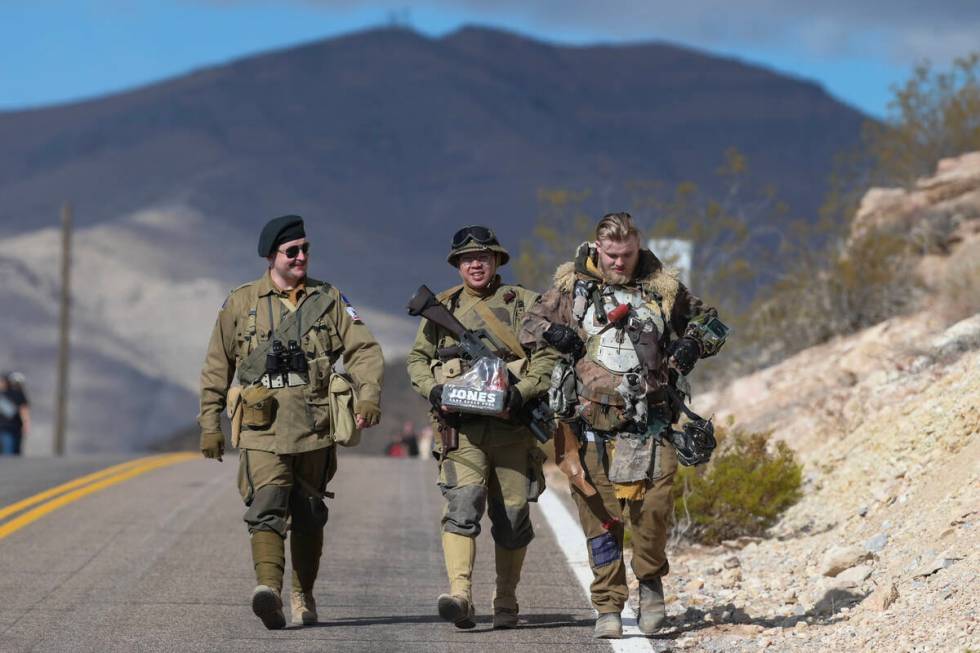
[290,589,317,626]
[250,530,286,629]
[593,612,623,639]
[492,544,526,629]
[637,577,666,635]
[251,585,285,630]
[438,532,476,629]
[289,530,322,625]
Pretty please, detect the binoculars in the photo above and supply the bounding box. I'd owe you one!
[262,340,309,388]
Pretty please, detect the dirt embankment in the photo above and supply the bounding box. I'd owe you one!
[649,152,980,652]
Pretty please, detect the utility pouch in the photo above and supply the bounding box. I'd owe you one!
[240,384,276,428]
[328,372,361,447]
[506,357,528,378]
[438,424,459,458]
[308,496,329,529]
[548,359,578,420]
[607,434,655,484]
[527,445,547,502]
[579,401,629,432]
[226,386,244,447]
[432,357,464,384]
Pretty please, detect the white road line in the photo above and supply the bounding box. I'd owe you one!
[538,487,654,652]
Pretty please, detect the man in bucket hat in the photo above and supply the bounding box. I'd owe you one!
[406,226,559,629]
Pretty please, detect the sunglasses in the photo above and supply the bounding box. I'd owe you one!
[278,242,310,259]
[451,225,498,248]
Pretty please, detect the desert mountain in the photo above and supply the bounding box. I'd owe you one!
[0,26,869,452]
[0,25,866,309]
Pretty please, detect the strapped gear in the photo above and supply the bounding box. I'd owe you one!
[237,289,334,386]
[683,313,729,358]
[447,225,511,266]
[662,385,716,466]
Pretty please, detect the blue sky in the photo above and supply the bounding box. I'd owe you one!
[2,1,977,117]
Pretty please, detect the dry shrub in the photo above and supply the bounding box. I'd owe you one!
[936,237,980,321]
[741,229,923,367]
[673,427,802,545]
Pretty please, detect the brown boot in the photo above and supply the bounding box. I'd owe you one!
[492,544,526,629]
[250,531,286,630]
[438,532,476,629]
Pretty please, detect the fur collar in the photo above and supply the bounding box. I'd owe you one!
[553,241,681,317]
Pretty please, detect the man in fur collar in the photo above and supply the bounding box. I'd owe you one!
[520,212,722,639]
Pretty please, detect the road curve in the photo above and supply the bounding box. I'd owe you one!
[0,452,617,653]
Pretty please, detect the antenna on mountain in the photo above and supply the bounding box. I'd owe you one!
[385,7,412,28]
[53,201,72,456]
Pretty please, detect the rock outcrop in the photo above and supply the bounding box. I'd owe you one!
[647,153,980,652]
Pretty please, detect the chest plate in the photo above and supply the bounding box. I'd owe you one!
[581,286,665,373]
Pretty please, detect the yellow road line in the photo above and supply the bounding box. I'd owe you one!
[0,452,197,541]
[0,456,165,522]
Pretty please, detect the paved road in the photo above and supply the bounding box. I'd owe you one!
[0,456,135,507]
[0,452,621,653]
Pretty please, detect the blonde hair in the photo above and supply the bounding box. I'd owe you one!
[595,212,639,243]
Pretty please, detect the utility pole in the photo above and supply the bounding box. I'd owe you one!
[53,202,72,456]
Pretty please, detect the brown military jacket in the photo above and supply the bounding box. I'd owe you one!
[405,278,559,447]
[198,271,384,454]
[520,242,714,428]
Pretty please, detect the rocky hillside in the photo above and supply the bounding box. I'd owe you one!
[644,153,980,651]
[0,207,420,454]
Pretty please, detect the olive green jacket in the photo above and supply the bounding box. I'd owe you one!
[198,272,384,454]
[405,280,559,447]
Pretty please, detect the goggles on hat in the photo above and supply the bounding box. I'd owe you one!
[451,225,498,248]
[278,242,310,259]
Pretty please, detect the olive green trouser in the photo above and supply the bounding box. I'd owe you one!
[238,447,337,592]
[570,439,677,614]
[438,432,545,549]
[438,432,545,609]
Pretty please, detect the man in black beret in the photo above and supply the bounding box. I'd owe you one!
[198,214,385,629]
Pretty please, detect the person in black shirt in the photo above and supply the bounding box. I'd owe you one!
[0,372,30,456]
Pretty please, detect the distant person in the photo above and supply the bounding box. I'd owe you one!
[400,420,420,458]
[406,226,559,629]
[384,434,406,458]
[197,215,384,629]
[0,372,30,456]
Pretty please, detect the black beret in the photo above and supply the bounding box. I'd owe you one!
[258,215,306,257]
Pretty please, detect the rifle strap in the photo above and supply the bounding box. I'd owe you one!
[665,384,707,423]
[238,287,334,385]
[473,300,525,359]
[444,451,489,482]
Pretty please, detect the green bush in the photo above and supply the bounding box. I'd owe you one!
[673,428,803,545]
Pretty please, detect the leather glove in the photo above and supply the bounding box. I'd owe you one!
[543,323,585,359]
[668,337,702,375]
[200,431,224,461]
[506,387,524,417]
[355,399,381,428]
[428,385,445,412]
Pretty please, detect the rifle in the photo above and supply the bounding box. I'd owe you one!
[407,285,554,444]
